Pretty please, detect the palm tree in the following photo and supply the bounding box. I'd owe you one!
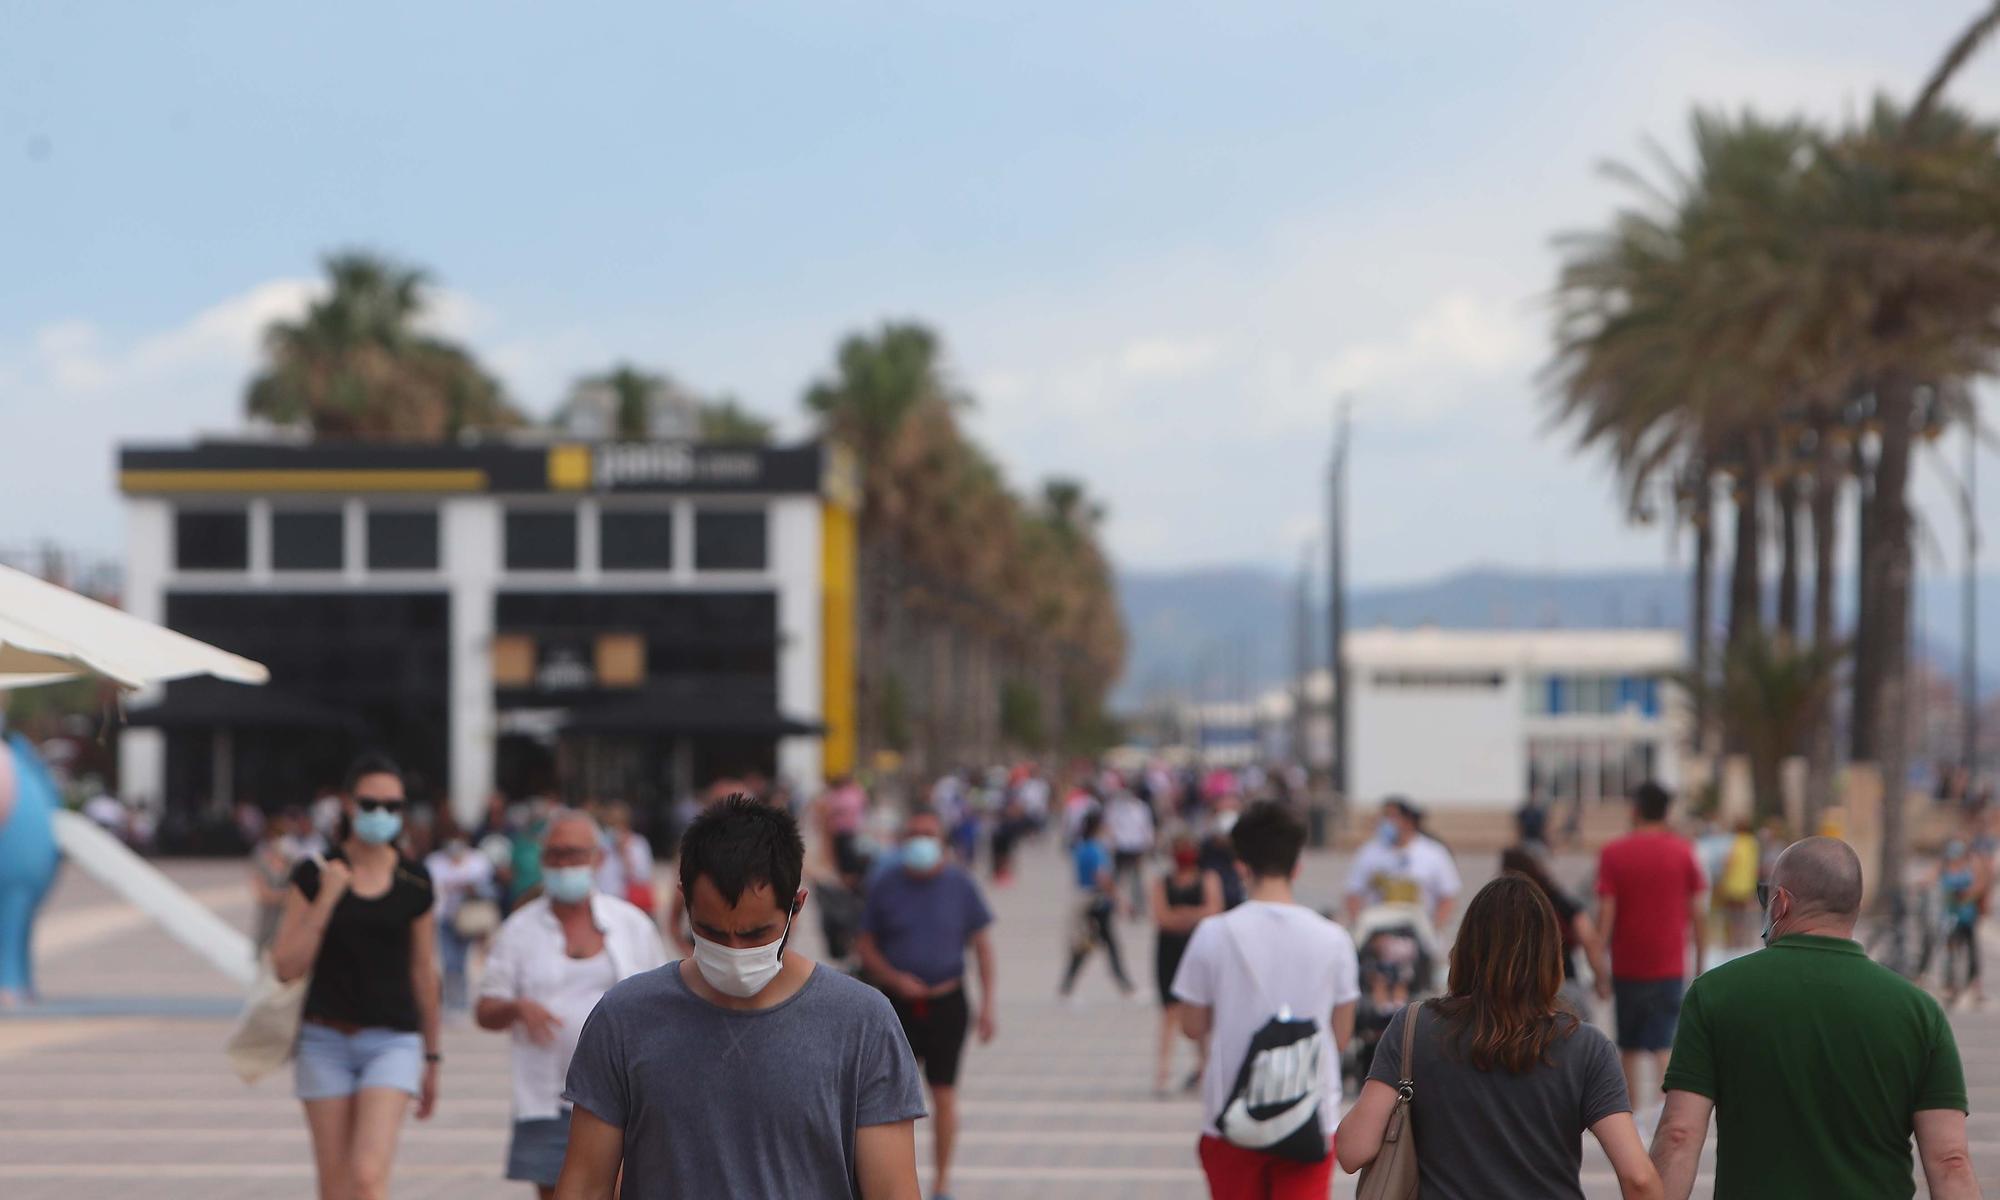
[1808,99,2000,892]
[801,322,1125,768]
[1549,111,1815,756]
[1688,630,1844,823]
[246,251,520,439]
[698,397,773,445]
[1552,5,2000,893]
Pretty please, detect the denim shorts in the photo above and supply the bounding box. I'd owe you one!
[1612,977,1685,1052]
[294,1022,425,1101]
[506,1110,573,1186]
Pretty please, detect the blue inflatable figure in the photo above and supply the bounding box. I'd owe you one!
[0,731,61,1005]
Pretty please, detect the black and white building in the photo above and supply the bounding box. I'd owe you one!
[116,437,858,829]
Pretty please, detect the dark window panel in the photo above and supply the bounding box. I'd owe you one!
[600,510,674,571]
[368,509,440,570]
[174,509,249,571]
[694,509,767,571]
[505,510,577,571]
[271,510,344,571]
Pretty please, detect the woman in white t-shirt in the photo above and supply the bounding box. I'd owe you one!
[1343,797,1462,929]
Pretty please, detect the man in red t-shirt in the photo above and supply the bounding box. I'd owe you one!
[1594,781,1706,1108]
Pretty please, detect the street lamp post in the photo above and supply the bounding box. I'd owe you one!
[1965,407,1980,787]
[1328,398,1351,826]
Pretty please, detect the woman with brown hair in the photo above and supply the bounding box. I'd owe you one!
[1335,875,1661,1199]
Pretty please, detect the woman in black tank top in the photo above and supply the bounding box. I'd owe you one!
[1151,832,1223,1095]
[270,753,440,1200]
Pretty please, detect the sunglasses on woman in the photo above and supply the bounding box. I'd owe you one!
[356,797,406,814]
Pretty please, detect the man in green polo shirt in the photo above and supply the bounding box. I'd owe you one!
[1650,836,1979,1199]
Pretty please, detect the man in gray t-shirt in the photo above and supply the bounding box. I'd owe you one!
[556,798,925,1199]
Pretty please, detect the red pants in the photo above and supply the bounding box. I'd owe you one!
[1197,1135,1334,1200]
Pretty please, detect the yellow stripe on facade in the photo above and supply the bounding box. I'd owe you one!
[119,469,488,494]
[821,497,858,778]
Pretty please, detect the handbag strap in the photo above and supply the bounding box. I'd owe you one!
[1394,1002,1421,1099]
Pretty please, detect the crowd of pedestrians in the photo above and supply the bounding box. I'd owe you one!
[234,750,1989,1199]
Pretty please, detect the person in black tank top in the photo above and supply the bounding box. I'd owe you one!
[1151,832,1223,1095]
[269,753,440,1200]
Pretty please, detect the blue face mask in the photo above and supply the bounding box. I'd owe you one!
[352,808,403,846]
[1375,820,1398,846]
[545,866,594,904]
[901,835,943,873]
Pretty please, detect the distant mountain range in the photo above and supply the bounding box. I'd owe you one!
[1113,564,2000,710]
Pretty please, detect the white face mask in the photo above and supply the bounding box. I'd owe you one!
[690,899,799,999]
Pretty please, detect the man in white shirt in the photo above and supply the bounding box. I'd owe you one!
[1106,788,1156,913]
[476,811,667,1199]
[1342,797,1461,930]
[1172,802,1359,1199]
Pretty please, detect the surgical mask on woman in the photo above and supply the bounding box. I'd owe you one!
[691,901,798,998]
[544,866,594,904]
[900,836,943,873]
[353,808,403,846]
[1172,847,1200,870]
[1375,819,1398,846]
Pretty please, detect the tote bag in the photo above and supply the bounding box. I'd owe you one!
[1355,1003,1422,1200]
[224,953,308,1084]
[225,854,316,1084]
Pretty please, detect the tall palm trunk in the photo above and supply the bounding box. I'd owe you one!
[1776,477,1802,642]
[1851,438,1879,762]
[1806,447,1842,827]
[1724,453,1765,757]
[1867,375,1918,904]
[1690,472,1715,756]
[1728,452,1765,652]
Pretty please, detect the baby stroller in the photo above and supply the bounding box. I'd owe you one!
[1343,901,1440,1090]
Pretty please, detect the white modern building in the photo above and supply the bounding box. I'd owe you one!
[116,437,859,829]
[1136,628,1685,812]
[1346,628,1684,811]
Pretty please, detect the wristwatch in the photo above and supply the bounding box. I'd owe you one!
[424,1052,442,1065]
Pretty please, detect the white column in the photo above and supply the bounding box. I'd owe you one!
[443,499,498,828]
[771,496,823,790]
[577,499,600,584]
[248,498,272,584]
[119,499,172,805]
[344,499,366,584]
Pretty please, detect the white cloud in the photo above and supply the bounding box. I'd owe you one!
[1117,336,1221,381]
[1313,291,1535,423]
[0,276,514,560]
[30,279,320,400]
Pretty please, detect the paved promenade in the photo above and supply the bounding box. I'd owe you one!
[1,840,1993,1197]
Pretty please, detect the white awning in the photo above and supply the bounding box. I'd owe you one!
[0,564,267,691]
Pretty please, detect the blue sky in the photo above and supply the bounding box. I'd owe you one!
[7,2,2000,584]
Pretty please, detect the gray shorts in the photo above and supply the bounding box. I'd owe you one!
[506,1111,573,1186]
[294,1023,423,1101]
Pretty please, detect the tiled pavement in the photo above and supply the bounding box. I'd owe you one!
[2,841,1994,1198]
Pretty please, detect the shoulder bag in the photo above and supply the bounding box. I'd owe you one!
[1355,1002,1422,1200]
[224,855,320,1084]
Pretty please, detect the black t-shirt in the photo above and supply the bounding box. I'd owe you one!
[292,852,434,1031]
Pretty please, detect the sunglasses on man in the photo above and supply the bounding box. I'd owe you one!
[1756,882,1786,908]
